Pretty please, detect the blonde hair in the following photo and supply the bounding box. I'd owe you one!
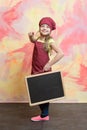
[43,35,52,53]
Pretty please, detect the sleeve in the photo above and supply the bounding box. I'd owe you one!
[48,38,55,44]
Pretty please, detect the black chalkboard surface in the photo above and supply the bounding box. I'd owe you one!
[25,71,64,106]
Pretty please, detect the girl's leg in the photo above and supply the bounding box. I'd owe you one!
[31,103,49,121]
[39,103,49,117]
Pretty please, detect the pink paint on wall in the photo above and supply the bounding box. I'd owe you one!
[0,2,22,40]
[0,0,87,102]
[57,0,87,55]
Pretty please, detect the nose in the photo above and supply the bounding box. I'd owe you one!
[43,26,46,29]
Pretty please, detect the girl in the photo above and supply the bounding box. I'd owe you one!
[28,17,64,121]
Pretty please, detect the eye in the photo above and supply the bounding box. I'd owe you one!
[47,25,50,28]
[41,25,45,28]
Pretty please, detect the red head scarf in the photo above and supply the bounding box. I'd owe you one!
[39,17,56,30]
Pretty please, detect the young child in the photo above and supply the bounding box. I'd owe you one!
[28,17,64,121]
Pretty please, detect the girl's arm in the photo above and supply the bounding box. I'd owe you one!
[43,43,64,71]
[28,32,36,43]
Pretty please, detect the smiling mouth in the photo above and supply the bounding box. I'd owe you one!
[42,30,48,33]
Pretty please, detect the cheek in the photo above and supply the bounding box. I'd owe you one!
[39,27,43,32]
[47,27,51,32]
[48,29,51,33]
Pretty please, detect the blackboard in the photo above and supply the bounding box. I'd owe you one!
[25,71,64,106]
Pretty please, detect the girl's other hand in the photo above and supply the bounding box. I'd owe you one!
[43,63,51,72]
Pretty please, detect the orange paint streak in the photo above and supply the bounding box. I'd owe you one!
[9,43,34,73]
[76,64,87,91]
[70,64,87,91]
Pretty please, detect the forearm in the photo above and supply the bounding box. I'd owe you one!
[43,53,64,72]
[28,32,36,43]
[48,53,64,66]
[29,36,36,43]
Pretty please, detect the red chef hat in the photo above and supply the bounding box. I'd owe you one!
[39,17,56,30]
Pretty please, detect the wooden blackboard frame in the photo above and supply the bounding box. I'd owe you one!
[25,71,64,106]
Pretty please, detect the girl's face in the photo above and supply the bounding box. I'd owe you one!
[39,24,51,36]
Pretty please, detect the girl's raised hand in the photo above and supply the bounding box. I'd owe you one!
[28,32,34,37]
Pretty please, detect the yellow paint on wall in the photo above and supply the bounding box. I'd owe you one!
[1,37,24,52]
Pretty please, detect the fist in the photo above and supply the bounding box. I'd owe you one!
[43,63,51,72]
[28,32,34,37]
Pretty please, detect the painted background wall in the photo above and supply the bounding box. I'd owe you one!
[0,0,87,102]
